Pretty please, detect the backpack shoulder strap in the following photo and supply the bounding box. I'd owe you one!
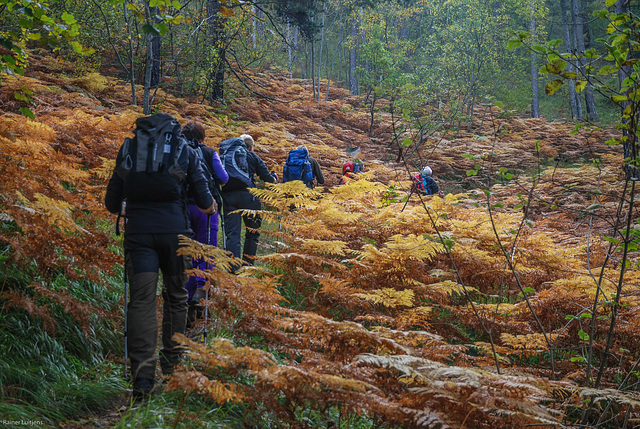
[115,137,133,179]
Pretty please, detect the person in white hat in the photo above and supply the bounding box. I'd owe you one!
[411,166,444,198]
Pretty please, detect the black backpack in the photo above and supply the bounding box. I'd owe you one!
[115,113,187,202]
[219,137,251,187]
[189,140,223,209]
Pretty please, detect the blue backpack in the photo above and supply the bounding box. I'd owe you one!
[283,148,314,188]
[219,137,251,187]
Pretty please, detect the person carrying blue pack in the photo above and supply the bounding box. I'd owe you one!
[411,166,445,198]
[282,145,324,188]
[220,134,277,270]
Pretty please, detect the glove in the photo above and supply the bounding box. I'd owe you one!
[200,200,217,215]
[271,171,278,183]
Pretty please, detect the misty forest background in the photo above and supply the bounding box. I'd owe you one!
[3,0,640,428]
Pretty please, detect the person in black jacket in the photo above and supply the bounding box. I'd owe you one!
[222,134,277,270]
[104,116,216,401]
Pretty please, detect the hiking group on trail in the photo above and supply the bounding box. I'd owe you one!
[104,112,445,402]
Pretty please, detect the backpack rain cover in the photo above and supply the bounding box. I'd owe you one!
[283,148,314,188]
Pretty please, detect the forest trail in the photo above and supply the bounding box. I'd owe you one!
[1,56,632,428]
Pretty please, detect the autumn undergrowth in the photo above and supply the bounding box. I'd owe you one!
[0,251,126,426]
[115,390,385,429]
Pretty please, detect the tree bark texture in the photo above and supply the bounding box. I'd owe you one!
[349,17,358,95]
[150,6,161,89]
[560,0,579,120]
[208,0,225,102]
[124,0,136,105]
[530,2,539,118]
[571,0,598,121]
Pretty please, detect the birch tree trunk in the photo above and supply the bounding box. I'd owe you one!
[571,0,598,121]
[142,1,154,114]
[349,17,358,95]
[287,24,293,78]
[150,6,161,89]
[124,0,136,105]
[530,1,539,118]
[143,34,153,114]
[316,4,326,102]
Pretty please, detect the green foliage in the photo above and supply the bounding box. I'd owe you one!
[0,258,126,424]
[0,0,91,79]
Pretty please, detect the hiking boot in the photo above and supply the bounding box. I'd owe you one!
[187,288,207,329]
[132,378,154,402]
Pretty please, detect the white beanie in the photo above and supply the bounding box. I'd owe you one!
[421,166,432,175]
[240,134,254,148]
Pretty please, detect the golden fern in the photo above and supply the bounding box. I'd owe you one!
[353,288,415,308]
[16,192,87,234]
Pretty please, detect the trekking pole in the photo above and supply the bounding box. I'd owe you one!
[204,213,211,347]
[118,200,129,381]
[218,186,226,250]
[123,262,129,381]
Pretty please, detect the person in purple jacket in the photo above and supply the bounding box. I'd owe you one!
[181,121,229,318]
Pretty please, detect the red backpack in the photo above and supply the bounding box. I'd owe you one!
[339,161,363,184]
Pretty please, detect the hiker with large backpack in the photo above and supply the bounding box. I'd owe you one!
[220,133,277,271]
[282,145,324,188]
[181,121,229,324]
[104,113,216,402]
[411,166,445,198]
[338,160,364,185]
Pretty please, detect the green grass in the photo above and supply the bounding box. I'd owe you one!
[0,255,128,427]
[115,389,394,428]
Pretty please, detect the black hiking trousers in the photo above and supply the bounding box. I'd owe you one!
[222,188,262,269]
[124,233,189,383]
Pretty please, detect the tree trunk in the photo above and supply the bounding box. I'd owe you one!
[571,0,598,121]
[560,0,579,120]
[287,24,293,78]
[349,17,358,95]
[317,4,326,101]
[615,0,636,179]
[149,6,161,89]
[311,39,317,100]
[208,0,225,102]
[252,6,264,49]
[142,2,155,114]
[530,1,539,118]
[124,0,136,106]
[326,30,340,101]
[143,34,153,114]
